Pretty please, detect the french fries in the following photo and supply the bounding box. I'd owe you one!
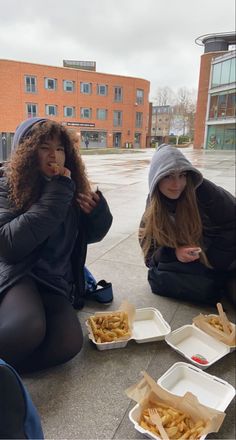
[88,311,131,343]
[140,403,206,440]
[206,316,232,334]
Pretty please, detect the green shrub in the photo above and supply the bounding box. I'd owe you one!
[178,136,190,144]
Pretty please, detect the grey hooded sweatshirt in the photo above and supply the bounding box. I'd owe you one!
[140,144,235,271]
[148,144,203,197]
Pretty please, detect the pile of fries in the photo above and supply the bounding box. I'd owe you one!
[88,311,131,343]
[140,402,206,439]
[206,316,232,334]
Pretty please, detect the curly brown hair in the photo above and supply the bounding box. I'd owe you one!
[7,120,91,211]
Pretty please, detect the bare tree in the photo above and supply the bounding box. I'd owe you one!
[154,86,175,106]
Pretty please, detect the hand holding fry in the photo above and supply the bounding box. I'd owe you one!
[78,191,100,213]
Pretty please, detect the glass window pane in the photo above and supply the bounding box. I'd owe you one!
[211,63,221,87]
[229,58,235,83]
[221,59,231,85]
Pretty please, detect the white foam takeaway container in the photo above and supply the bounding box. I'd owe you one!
[86,307,171,350]
[165,325,230,369]
[129,362,235,440]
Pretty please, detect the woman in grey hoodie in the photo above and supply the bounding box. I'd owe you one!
[139,144,235,305]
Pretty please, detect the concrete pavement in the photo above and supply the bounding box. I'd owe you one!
[24,147,235,440]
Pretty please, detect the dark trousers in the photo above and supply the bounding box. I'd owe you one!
[0,277,83,373]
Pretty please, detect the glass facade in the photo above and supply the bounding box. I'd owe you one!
[209,90,236,119]
[206,125,235,150]
[81,131,107,148]
[211,57,235,88]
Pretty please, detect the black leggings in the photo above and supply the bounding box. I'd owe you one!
[0,277,83,373]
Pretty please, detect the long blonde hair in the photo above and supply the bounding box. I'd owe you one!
[140,174,210,266]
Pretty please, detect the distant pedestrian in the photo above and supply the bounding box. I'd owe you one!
[85,138,89,149]
[139,144,236,305]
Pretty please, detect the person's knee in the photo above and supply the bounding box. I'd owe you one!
[59,327,83,364]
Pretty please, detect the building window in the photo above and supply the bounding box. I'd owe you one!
[80,82,92,94]
[97,84,108,95]
[97,109,107,120]
[63,80,75,92]
[26,103,38,117]
[25,76,37,93]
[114,86,123,102]
[206,124,236,150]
[113,111,122,126]
[80,107,92,118]
[135,112,143,128]
[211,58,235,88]
[136,89,144,104]
[209,91,236,120]
[44,78,57,90]
[45,104,57,116]
[64,106,75,117]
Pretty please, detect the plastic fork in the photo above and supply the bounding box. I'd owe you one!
[148,408,169,440]
[217,302,231,335]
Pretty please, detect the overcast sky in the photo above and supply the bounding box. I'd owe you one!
[1,0,235,101]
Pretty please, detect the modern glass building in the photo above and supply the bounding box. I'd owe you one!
[205,50,235,150]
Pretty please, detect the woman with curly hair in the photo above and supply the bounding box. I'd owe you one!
[139,144,235,305]
[0,117,112,372]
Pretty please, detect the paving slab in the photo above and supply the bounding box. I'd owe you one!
[23,147,235,439]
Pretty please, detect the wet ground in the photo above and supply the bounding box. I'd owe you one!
[24,147,235,440]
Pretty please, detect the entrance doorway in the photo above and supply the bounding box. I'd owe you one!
[113,132,121,148]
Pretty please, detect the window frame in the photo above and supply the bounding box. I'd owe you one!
[113,110,122,127]
[63,106,75,118]
[136,89,144,105]
[24,75,37,93]
[63,80,75,92]
[44,78,57,91]
[45,104,57,116]
[26,103,38,117]
[80,107,92,119]
[114,86,123,102]
[80,82,92,94]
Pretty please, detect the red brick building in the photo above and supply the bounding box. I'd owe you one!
[0,59,150,159]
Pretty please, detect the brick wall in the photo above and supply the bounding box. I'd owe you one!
[0,59,150,148]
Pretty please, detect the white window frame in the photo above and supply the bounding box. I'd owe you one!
[114,86,123,102]
[136,89,144,104]
[64,106,75,117]
[45,104,57,116]
[97,84,108,96]
[44,78,57,90]
[63,80,75,92]
[113,110,122,127]
[96,108,107,120]
[80,82,92,94]
[80,107,92,119]
[25,75,37,93]
[26,103,38,117]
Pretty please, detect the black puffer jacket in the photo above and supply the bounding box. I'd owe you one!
[0,174,112,308]
[140,178,236,271]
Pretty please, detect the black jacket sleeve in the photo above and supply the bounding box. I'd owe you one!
[197,179,236,270]
[0,176,75,263]
[81,190,113,244]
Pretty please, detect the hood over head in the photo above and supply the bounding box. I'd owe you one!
[148,144,203,197]
[12,117,48,151]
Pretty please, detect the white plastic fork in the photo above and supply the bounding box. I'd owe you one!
[148,408,169,440]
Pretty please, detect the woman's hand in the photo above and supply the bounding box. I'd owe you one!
[49,163,71,178]
[175,246,201,263]
[77,191,100,214]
